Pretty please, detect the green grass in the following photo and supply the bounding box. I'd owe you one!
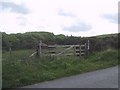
[2,49,119,88]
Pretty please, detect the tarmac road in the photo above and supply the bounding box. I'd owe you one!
[22,66,118,88]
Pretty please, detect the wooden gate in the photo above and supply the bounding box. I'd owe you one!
[30,40,90,58]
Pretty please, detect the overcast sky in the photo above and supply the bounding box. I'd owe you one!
[0,0,119,36]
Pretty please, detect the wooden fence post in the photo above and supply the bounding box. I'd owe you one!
[9,42,12,58]
[40,40,42,57]
[9,47,12,57]
[39,40,42,57]
[84,43,87,56]
[36,40,42,57]
[73,45,76,56]
[79,45,81,58]
[87,40,90,54]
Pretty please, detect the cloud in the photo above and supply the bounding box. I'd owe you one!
[102,14,117,24]
[58,9,75,17]
[0,1,29,14]
[63,22,92,32]
[17,17,28,26]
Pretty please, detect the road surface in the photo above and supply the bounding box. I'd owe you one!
[22,66,118,88]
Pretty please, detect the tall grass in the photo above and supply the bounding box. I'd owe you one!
[2,49,119,88]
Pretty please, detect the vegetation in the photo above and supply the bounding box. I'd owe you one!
[2,49,119,88]
[2,32,119,88]
[2,32,119,51]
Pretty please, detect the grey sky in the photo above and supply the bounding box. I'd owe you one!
[102,13,118,24]
[63,22,92,32]
[17,17,27,26]
[58,9,75,17]
[0,1,29,14]
[0,0,118,36]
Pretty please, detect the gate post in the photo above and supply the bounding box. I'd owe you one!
[87,40,90,55]
[39,40,42,57]
[36,40,42,57]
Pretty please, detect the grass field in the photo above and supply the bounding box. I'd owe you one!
[2,49,119,88]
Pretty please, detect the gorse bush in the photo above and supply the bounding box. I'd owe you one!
[98,50,118,61]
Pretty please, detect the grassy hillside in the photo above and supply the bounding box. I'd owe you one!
[2,32,119,51]
[92,33,118,38]
[2,49,119,88]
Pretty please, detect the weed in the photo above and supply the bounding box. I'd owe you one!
[2,49,119,88]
